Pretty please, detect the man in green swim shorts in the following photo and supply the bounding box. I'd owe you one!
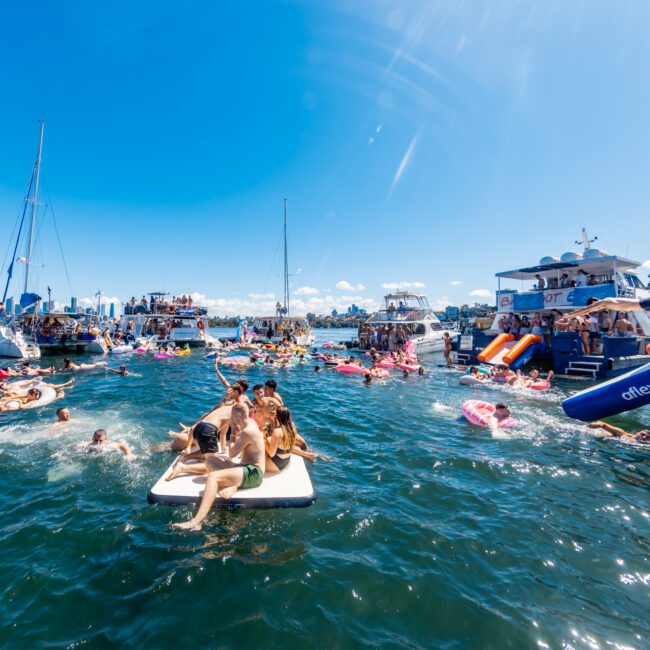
[172,402,265,530]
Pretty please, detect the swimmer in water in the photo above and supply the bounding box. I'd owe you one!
[587,421,650,443]
[51,407,71,428]
[488,403,512,430]
[106,365,133,377]
[81,429,134,458]
[60,358,107,372]
[314,365,322,373]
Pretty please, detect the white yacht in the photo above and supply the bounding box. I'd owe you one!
[118,292,210,348]
[359,291,451,354]
[17,312,107,355]
[0,323,40,359]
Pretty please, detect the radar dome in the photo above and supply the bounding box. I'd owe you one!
[583,248,608,259]
[560,251,582,262]
[539,256,560,265]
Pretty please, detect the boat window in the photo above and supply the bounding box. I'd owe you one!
[624,273,645,289]
[430,322,443,331]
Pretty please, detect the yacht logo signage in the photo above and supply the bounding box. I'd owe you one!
[497,284,615,312]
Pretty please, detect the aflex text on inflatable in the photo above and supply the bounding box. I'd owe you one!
[562,362,650,421]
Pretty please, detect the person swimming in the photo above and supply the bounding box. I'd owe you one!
[587,421,650,443]
[81,429,133,458]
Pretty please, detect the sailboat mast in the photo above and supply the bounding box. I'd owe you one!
[24,120,44,295]
[283,198,289,316]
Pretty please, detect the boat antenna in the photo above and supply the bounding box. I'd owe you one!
[575,227,597,250]
[283,197,290,316]
[24,120,45,295]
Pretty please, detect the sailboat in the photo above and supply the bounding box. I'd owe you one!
[249,199,315,347]
[1,122,107,358]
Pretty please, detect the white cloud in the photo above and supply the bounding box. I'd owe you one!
[336,280,366,291]
[78,295,122,308]
[248,292,274,300]
[432,296,452,309]
[450,280,462,286]
[294,286,319,296]
[188,292,379,317]
[381,281,425,290]
[469,289,494,299]
[642,259,650,269]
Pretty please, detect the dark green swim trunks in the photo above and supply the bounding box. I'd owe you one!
[239,464,264,489]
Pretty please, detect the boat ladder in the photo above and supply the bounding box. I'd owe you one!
[565,359,603,379]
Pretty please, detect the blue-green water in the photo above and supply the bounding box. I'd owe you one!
[0,328,648,648]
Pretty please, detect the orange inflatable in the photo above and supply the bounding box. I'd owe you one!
[503,334,542,365]
[477,333,514,363]
[646,343,650,355]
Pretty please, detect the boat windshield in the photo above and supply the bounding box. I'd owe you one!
[372,293,434,322]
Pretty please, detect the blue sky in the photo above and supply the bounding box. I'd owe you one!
[1,1,649,315]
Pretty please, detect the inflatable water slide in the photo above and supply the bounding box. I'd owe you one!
[477,333,542,367]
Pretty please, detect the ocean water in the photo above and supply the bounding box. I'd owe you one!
[0,328,648,649]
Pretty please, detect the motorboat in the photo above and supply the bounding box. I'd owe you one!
[358,291,452,355]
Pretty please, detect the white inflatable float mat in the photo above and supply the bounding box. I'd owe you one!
[3,385,57,411]
[148,454,316,509]
[459,375,482,386]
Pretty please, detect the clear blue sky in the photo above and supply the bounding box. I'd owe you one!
[1,1,649,315]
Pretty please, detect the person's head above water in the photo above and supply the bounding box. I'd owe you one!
[494,403,511,420]
[56,407,70,422]
[92,429,107,444]
[63,358,71,368]
[27,388,41,401]
[529,369,539,379]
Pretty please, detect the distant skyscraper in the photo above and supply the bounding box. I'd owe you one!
[109,303,115,319]
[100,303,106,317]
[71,296,77,312]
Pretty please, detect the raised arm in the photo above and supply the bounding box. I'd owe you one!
[587,421,630,438]
[214,358,230,389]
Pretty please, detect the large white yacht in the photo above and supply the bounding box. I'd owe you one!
[118,292,211,347]
[359,291,451,354]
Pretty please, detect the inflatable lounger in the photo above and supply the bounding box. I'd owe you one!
[562,362,650,421]
[148,455,316,509]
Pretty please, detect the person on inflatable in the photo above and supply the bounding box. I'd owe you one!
[489,403,513,429]
[0,387,42,411]
[587,421,650,444]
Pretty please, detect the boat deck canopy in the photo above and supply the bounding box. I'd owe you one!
[496,256,640,281]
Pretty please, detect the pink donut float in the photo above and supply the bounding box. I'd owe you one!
[397,363,420,373]
[461,400,517,428]
[369,368,390,378]
[334,364,368,375]
[530,381,551,391]
[154,353,174,359]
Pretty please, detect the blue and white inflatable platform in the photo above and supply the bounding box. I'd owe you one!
[148,455,316,509]
[562,362,650,421]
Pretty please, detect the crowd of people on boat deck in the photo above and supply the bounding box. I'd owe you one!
[532,269,610,291]
[358,323,418,351]
[498,309,643,354]
[126,294,204,315]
